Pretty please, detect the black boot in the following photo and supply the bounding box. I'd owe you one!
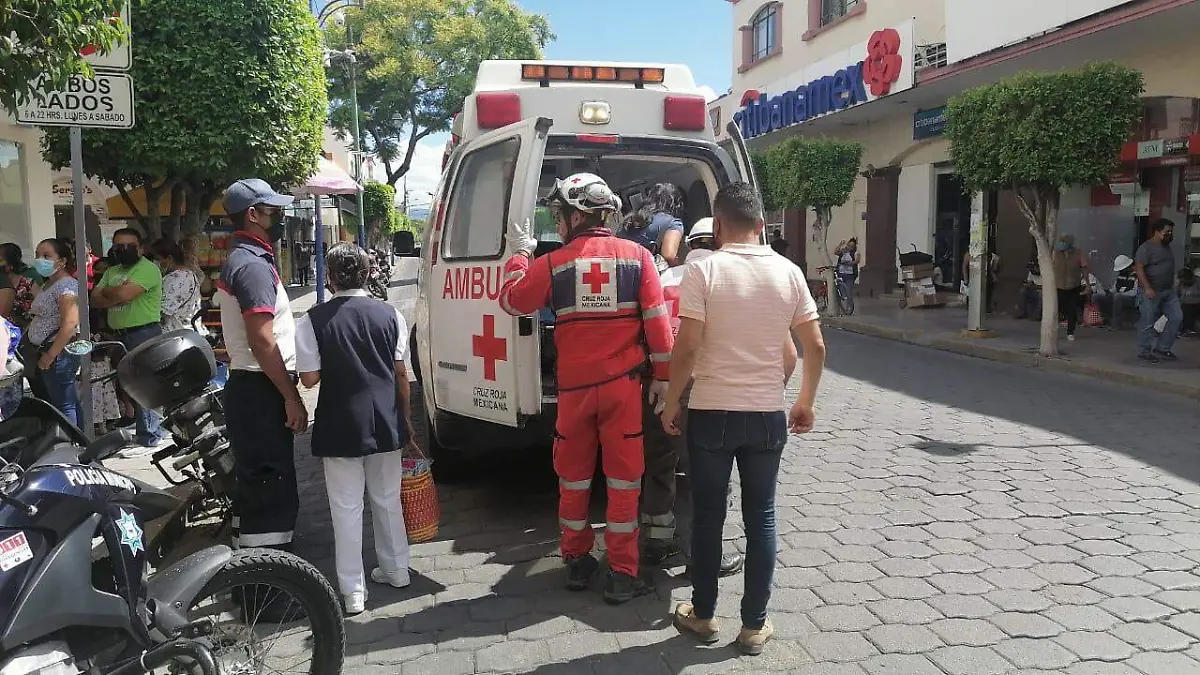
[685,552,745,578]
[603,569,655,605]
[564,554,599,591]
[642,538,683,567]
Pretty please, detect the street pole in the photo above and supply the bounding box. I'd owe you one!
[966,191,990,334]
[347,25,366,251]
[70,126,94,436]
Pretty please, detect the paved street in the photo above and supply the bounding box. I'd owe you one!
[287,265,1200,674]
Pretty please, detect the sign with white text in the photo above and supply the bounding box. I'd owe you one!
[16,73,135,129]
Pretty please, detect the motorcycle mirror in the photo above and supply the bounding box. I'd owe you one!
[64,340,94,356]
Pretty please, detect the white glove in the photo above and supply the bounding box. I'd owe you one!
[507,218,537,257]
[647,379,669,415]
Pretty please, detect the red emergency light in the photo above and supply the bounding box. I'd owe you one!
[575,133,619,144]
[476,92,521,130]
[663,95,707,132]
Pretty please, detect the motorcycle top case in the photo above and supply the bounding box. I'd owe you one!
[118,330,217,411]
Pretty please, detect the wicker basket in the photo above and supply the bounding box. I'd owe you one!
[401,444,440,543]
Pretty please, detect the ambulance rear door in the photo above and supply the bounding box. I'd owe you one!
[725,119,760,194]
[426,116,551,427]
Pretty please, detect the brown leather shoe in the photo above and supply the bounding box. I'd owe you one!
[737,618,774,655]
[673,603,720,644]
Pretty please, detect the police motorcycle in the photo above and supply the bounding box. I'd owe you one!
[0,337,346,675]
[366,250,390,301]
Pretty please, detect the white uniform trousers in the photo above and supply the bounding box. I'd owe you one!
[322,451,410,596]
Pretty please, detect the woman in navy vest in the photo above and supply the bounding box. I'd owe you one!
[295,243,417,614]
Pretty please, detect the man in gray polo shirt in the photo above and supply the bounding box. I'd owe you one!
[1133,218,1182,363]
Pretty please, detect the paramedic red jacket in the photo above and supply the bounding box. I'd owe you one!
[499,227,673,390]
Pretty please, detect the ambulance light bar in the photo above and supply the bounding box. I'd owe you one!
[579,101,610,125]
[522,64,666,85]
[476,92,521,130]
[663,95,706,132]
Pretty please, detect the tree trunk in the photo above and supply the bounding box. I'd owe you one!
[813,206,839,316]
[166,181,185,242]
[143,180,165,241]
[1016,185,1061,357]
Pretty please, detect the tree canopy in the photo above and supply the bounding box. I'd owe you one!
[750,151,779,213]
[1,0,127,112]
[764,137,862,213]
[41,0,327,239]
[946,62,1143,194]
[363,180,399,234]
[325,0,552,186]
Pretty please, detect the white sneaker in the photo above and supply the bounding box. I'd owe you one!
[1067,334,1076,342]
[370,567,411,588]
[344,591,366,615]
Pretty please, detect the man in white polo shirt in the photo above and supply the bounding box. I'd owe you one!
[660,182,826,656]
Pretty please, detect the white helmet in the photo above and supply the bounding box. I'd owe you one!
[542,173,620,214]
[1113,254,1134,272]
[687,217,715,243]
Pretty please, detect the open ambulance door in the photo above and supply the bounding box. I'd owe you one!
[725,119,760,195]
[425,117,552,428]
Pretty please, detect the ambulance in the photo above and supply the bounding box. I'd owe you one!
[412,60,759,478]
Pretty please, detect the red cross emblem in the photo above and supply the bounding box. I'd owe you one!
[471,314,507,382]
[581,262,611,294]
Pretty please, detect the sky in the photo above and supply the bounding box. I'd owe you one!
[390,0,733,213]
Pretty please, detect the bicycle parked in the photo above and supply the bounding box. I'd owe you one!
[809,266,855,316]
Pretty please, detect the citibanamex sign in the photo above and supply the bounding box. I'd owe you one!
[735,28,904,140]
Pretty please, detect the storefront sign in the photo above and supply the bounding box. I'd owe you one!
[15,73,135,129]
[735,25,912,140]
[913,106,947,140]
[1137,139,1164,160]
[1164,138,1189,156]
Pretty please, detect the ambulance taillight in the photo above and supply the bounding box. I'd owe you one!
[476,92,521,129]
[663,95,706,132]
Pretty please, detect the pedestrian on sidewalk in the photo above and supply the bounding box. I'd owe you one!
[151,238,203,334]
[641,217,745,576]
[296,243,417,615]
[499,173,673,604]
[1015,261,1042,320]
[1178,267,1198,337]
[1102,255,1139,330]
[834,238,860,291]
[28,238,81,425]
[1134,219,1182,363]
[1052,234,1086,342]
[662,182,826,656]
[215,179,307,554]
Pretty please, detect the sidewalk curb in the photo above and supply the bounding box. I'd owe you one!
[823,316,1200,401]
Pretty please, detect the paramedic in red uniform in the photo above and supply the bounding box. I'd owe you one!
[499,173,673,604]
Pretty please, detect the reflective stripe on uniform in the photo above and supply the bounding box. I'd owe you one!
[645,525,675,540]
[649,352,671,363]
[560,517,588,531]
[607,477,640,490]
[560,477,592,490]
[641,512,675,526]
[504,270,524,282]
[238,530,293,547]
[642,303,667,320]
[607,520,638,534]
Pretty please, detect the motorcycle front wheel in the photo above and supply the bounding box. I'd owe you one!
[187,548,345,675]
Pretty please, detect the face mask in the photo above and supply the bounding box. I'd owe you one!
[113,245,141,267]
[32,259,57,277]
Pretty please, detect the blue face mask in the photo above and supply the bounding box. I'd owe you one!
[1055,241,1069,252]
[32,259,57,278]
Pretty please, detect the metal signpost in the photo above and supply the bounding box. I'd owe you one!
[14,5,132,436]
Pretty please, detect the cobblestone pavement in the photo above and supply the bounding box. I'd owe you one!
[288,280,1200,674]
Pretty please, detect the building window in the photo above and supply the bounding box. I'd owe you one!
[821,0,859,26]
[751,5,777,61]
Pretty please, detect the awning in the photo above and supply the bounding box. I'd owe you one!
[106,185,230,219]
[294,157,363,196]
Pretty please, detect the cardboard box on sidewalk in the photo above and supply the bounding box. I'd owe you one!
[901,263,936,280]
[904,278,943,307]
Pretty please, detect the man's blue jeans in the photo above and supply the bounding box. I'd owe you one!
[1137,289,1183,356]
[116,323,166,444]
[40,351,81,427]
[687,409,787,630]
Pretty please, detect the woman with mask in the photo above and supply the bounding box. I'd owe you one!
[27,239,82,424]
[619,183,686,268]
[150,238,203,333]
[1051,234,1087,342]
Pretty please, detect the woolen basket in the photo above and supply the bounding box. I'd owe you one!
[401,446,440,543]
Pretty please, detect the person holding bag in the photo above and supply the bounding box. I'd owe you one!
[295,242,417,615]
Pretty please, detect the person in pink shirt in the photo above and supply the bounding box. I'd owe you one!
[660,182,826,656]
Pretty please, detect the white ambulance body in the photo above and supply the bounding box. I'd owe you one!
[413,60,759,477]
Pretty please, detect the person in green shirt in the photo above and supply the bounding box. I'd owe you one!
[91,227,167,449]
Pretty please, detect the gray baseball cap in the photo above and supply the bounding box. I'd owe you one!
[222,178,294,214]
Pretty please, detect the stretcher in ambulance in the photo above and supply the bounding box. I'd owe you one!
[412,60,760,479]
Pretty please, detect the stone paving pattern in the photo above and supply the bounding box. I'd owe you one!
[280,277,1200,674]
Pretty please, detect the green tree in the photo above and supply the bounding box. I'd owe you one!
[750,152,779,213]
[764,137,862,315]
[1,0,127,112]
[945,62,1143,355]
[325,0,552,186]
[41,0,327,240]
[362,180,397,242]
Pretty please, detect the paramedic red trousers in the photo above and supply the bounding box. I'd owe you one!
[555,371,644,577]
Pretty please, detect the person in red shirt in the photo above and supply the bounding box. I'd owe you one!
[500,173,673,604]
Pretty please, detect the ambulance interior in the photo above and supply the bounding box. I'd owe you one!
[533,150,725,394]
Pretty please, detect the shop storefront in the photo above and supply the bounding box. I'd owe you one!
[0,119,57,252]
